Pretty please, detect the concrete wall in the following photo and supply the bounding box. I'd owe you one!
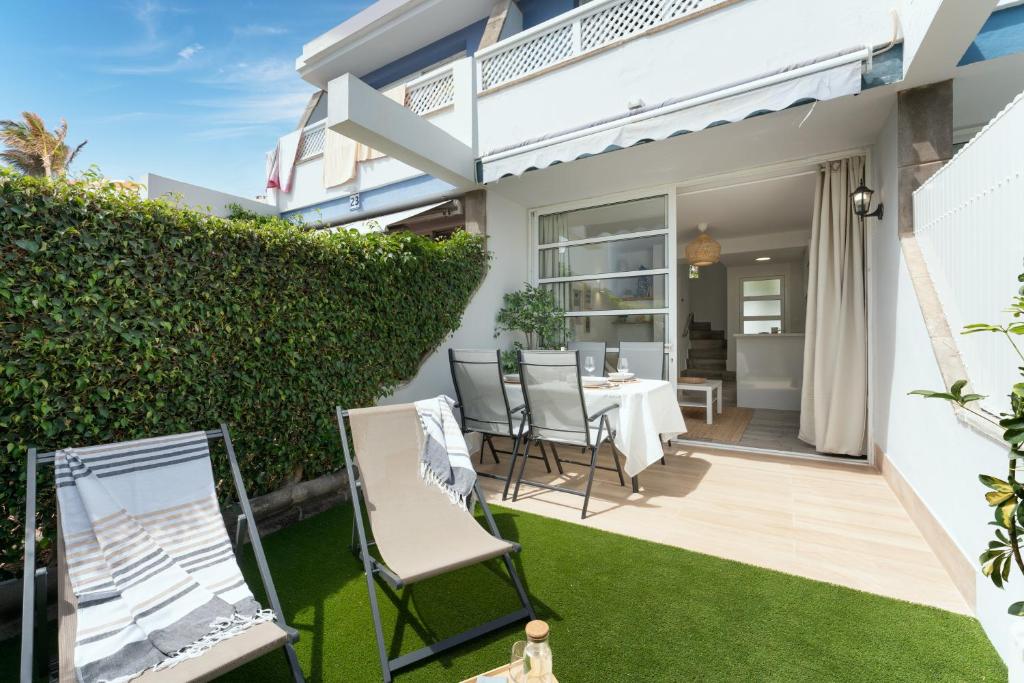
[686,262,727,331]
[870,104,1023,674]
[725,259,806,371]
[383,190,530,403]
[144,174,276,218]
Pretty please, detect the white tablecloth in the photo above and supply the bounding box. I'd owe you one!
[505,379,686,477]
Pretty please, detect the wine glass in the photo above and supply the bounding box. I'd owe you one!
[583,355,596,376]
[617,356,629,374]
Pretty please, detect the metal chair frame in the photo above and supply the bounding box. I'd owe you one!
[448,348,555,500]
[336,407,535,683]
[19,425,304,683]
[512,350,628,518]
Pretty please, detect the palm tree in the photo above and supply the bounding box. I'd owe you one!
[0,112,87,178]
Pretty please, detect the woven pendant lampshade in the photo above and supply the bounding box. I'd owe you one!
[684,223,721,267]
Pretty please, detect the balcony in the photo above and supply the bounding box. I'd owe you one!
[473,0,897,179]
[275,62,464,215]
[302,0,899,207]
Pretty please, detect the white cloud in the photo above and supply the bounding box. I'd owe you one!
[186,57,314,129]
[177,43,203,60]
[232,25,288,37]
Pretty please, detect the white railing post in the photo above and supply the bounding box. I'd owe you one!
[571,16,583,56]
[451,56,478,152]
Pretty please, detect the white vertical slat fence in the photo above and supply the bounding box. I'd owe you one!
[914,92,1024,415]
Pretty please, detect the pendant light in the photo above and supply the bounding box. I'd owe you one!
[685,223,721,267]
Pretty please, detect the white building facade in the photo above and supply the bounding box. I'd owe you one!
[247,0,1024,670]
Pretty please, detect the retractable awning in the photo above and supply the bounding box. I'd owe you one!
[478,48,868,183]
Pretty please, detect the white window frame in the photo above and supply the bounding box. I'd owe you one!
[530,186,677,380]
[740,275,785,334]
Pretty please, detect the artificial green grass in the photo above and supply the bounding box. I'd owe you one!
[1,503,1006,682]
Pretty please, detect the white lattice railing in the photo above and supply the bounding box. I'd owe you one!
[914,92,1024,416]
[294,66,454,164]
[404,67,455,115]
[476,0,732,91]
[297,121,325,161]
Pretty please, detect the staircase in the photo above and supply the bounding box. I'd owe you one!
[682,321,735,381]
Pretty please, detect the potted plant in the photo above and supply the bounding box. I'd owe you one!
[494,283,570,374]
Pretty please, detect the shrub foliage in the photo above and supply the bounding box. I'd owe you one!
[0,172,489,571]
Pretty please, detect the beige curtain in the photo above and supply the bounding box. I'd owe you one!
[323,84,407,188]
[798,156,867,456]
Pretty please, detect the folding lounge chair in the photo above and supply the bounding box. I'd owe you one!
[336,404,536,683]
[448,348,556,500]
[513,349,627,519]
[20,425,304,683]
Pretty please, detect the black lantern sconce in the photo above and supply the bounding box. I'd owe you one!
[851,177,884,220]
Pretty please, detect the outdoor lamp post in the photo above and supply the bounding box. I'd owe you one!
[851,179,884,219]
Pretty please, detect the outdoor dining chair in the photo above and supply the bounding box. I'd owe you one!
[336,404,535,683]
[567,341,607,376]
[513,349,627,518]
[618,341,666,380]
[448,348,555,500]
[20,426,304,683]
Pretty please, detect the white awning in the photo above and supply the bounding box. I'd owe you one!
[479,50,867,183]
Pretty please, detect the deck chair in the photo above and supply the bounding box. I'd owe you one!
[513,350,627,518]
[336,404,535,683]
[20,425,304,683]
[448,348,555,500]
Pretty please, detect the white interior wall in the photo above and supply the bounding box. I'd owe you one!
[725,260,806,371]
[382,191,529,403]
[870,105,1022,673]
[686,263,727,331]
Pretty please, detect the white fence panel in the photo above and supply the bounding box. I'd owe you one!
[914,92,1024,415]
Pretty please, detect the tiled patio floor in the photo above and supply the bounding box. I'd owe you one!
[477,440,969,615]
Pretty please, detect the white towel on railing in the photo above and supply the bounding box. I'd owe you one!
[323,83,407,188]
[55,432,274,683]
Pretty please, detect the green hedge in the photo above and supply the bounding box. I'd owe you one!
[0,172,489,571]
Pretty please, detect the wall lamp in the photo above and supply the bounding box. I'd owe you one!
[851,178,884,220]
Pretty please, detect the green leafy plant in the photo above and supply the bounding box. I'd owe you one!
[0,171,489,574]
[493,283,569,373]
[911,268,1024,614]
[0,112,87,178]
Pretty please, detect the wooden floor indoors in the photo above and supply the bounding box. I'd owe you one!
[477,439,969,615]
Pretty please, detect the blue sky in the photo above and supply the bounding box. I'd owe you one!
[0,1,372,197]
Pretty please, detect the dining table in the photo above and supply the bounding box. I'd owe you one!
[503,378,687,486]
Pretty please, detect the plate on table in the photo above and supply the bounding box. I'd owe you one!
[582,376,610,388]
[503,374,520,384]
[609,372,636,382]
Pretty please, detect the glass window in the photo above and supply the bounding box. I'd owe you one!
[568,314,666,346]
[743,319,783,335]
[743,299,782,317]
[538,235,666,278]
[741,276,784,334]
[538,196,666,245]
[743,279,782,297]
[539,195,670,355]
[544,275,666,312]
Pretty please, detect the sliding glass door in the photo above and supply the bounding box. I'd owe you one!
[535,194,675,376]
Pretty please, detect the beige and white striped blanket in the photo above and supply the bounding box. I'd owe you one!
[55,431,273,683]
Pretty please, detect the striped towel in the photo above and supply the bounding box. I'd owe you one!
[55,432,274,683]
[414,395,477,506]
